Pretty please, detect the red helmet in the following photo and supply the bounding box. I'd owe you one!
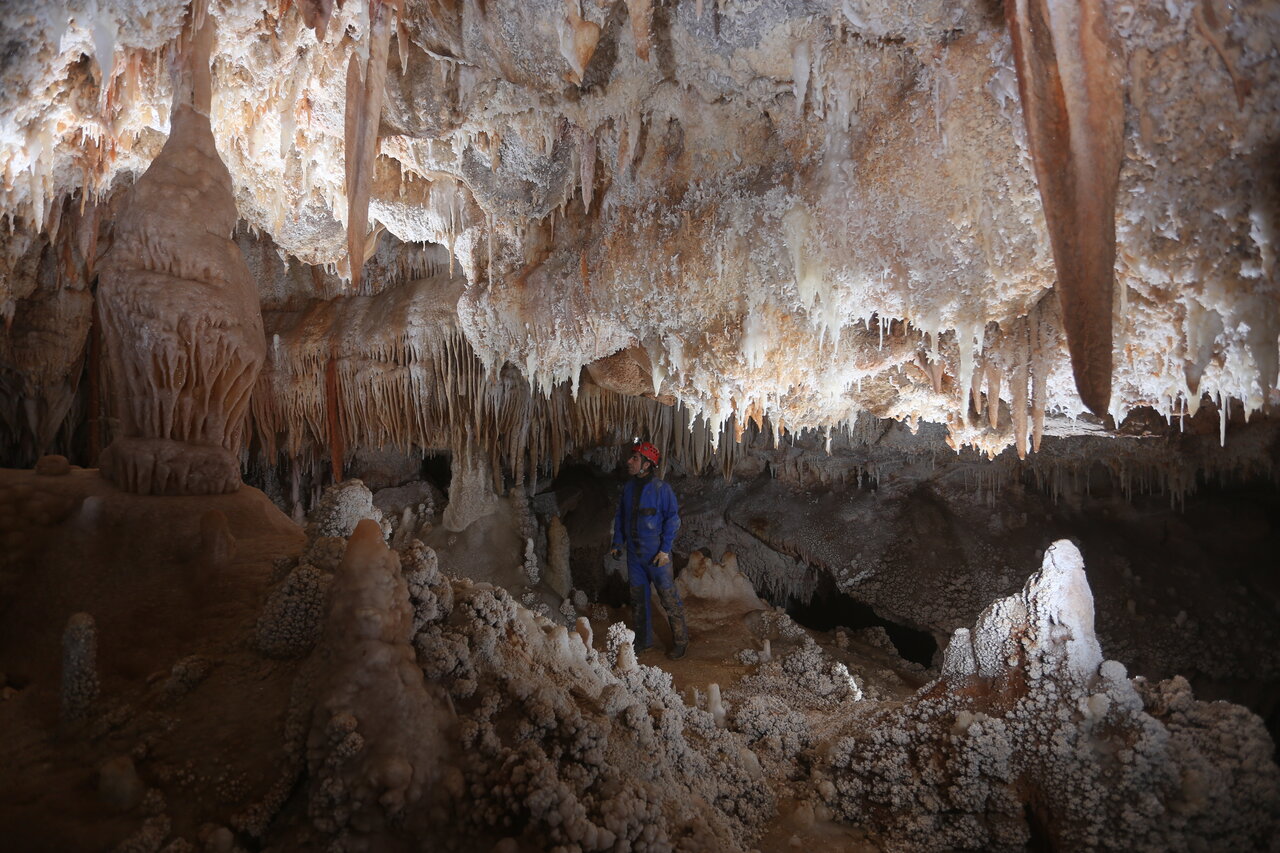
[632,441,661,466]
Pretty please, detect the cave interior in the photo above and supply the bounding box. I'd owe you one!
[1,1,1278,851]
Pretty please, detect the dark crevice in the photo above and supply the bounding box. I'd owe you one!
[1024,800,1055,852]
[784,572,938,667]
[420,452,452,496]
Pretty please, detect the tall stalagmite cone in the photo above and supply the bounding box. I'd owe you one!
[61,612,100,723]
[97,7,266,495]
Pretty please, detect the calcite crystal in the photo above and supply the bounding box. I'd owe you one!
[823,541,1280,850]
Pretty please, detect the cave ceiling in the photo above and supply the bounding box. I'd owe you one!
[0,0,1277,463]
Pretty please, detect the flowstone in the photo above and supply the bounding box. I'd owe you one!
[96,16,265,496]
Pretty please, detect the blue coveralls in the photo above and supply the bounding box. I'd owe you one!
[612,475,684,648]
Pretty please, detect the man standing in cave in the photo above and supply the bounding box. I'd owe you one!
[610,441,689,660]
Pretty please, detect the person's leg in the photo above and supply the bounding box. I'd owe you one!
[649,562,689,659]
[627,557,653,650]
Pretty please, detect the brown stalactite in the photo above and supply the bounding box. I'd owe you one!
[1011,317,1030,460]
[325,351,345,481]
[297,0,342,38]
[627,0,653,62]
[344,0,395,292]
[1006,0,1124,417]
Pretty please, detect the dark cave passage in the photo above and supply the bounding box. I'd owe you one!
[785,572,939,667]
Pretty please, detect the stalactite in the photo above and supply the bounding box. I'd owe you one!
[296,0,341,40]
[558,0,601,85]
[984,360,1001,431]
[251,282,757,487]
[1029,295,1059,453]
[626,0,654,61]
[1010,317,1030,460]
[95,5,265,495]
[1006,0,1124,416]
[579,130,596,215]
[325,352,344,480]
[344,0,395,292]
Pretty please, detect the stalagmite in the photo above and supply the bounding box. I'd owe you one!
[708,682,726,728]
[574,616,592,649]
[96,9,266,495]
[1007,0,1124,417]
[545,515,571,599]
[60,612,99,723]
[441,441,498,532]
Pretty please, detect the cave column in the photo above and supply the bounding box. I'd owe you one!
[97,10,266,495]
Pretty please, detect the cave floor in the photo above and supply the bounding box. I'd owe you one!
[0,467,304,851]
[1,467,902,851]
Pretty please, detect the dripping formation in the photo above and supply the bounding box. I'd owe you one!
[0,0,1274,465]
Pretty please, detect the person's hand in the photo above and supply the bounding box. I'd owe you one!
[609,547,621,559]
[652,551,670,567]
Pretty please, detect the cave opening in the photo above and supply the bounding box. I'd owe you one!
[784,572,939,668]
[419,451,452,496]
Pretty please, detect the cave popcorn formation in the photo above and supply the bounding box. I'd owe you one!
[0,0,1278,851]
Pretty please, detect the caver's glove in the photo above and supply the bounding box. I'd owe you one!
[652,551,670,567]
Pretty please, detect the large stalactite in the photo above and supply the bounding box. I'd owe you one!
[1006,0,1125,417]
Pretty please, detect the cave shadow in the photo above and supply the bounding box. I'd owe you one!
[785,571,938,667]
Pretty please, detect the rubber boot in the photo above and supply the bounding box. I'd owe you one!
[657,585,689,660]
[629,584,652,651]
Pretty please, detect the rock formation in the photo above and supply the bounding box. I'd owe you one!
[96,13,266,495]
[822,541,1280,850]
[1,0,1274,468]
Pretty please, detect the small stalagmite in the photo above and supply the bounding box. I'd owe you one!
[97,13,266,495]
[60,612,99,723]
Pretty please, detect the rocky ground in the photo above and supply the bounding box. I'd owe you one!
[0,456,1277,851]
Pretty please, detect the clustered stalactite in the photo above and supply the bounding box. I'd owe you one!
[250,273,749,487]
[0,193,99,464]
[2,0,1275,474]
[343,0,397,291]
